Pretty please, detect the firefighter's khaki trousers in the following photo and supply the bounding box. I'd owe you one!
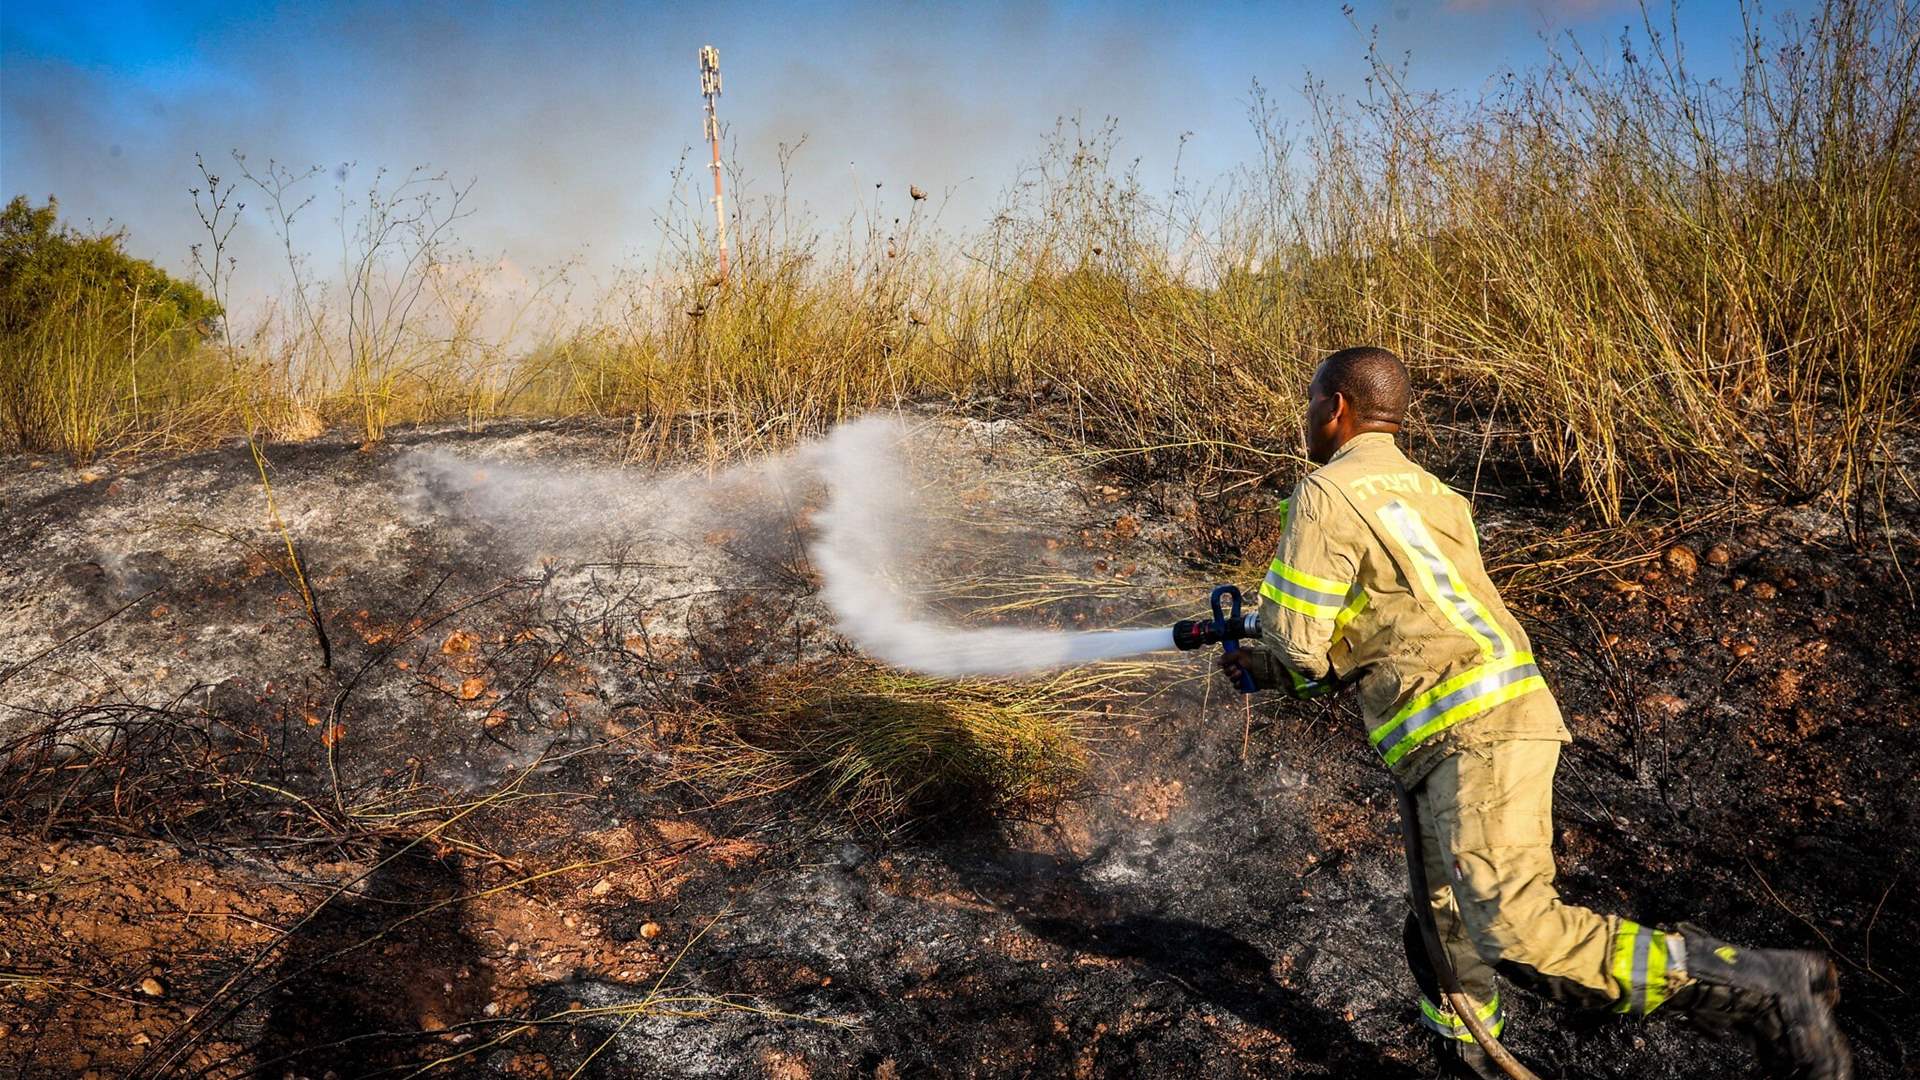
[1414,739,1630,1023]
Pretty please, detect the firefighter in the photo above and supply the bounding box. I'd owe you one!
[1221,346,1852,1079]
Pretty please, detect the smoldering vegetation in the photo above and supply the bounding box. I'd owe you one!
[2,402,1915,1078]
[0,415,1204,1077]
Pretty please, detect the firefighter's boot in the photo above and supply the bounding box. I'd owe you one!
[1667,927,1852,1079]
[1431,1039,1503,1080]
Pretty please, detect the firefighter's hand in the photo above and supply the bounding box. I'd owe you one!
[1216,649,1257,688]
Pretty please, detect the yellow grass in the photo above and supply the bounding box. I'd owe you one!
[3,1,1912,528]
[675,664,1113,829]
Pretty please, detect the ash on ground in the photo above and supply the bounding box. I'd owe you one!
[1,415,1914,1078]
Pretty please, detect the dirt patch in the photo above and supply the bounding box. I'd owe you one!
[0,836,296,1077]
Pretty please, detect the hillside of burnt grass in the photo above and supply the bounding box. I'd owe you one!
[0,411,1914,1079]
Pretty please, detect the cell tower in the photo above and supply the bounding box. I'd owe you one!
[699,45,728,283]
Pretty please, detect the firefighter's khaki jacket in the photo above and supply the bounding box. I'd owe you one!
[1245,432,1569,784]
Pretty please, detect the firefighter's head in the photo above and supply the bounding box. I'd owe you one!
[1305,346,1409,464]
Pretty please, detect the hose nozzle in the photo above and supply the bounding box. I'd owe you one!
[1172,612,1259,651]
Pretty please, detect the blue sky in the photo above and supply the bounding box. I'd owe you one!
[1,1,1793,303]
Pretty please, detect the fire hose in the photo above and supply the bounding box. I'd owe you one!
[1395,780,1541,1080]
[1173,585,1538,1079]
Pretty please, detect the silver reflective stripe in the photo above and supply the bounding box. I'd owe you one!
[1379,500,1508,659]
[1419,1011,1465,1038]
[1372,661,1541,758]
[1630,925,1654,1013]
[1262,567,1345,611]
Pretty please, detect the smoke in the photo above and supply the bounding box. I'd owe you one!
[400,415,1176,678]
[400,441,796,556]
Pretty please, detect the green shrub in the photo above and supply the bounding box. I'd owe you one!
[0,196,223,460]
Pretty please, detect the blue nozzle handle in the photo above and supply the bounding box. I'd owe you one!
[1211,584,1258,695]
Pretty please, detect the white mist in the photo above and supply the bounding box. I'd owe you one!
[403,414,1184,678]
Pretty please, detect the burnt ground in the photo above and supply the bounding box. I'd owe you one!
[0,412,1915,1079]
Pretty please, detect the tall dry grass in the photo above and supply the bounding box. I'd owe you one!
[4,0,1912,527]
[0,279,239,461]
[465,0,1920,525]
[1301,0,1920,518]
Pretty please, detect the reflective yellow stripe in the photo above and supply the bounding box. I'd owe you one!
[1611,922,1675,1014]
[1261,558,1351,620]
[1377,500,1515,661]
[1370,654,1546,767]
[1260,579,1343,619]
[1332,589,1369,640]
[1387,653,1534,731]
[1418,993,1505,1041]
[1275,560,1348,596]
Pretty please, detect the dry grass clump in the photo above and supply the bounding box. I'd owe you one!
[679,664,1100,829]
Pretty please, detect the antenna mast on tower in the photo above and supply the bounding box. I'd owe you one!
[699,45,728,283]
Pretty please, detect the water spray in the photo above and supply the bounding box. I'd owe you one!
[805,417,1285,682]
[407,415,1287,688]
